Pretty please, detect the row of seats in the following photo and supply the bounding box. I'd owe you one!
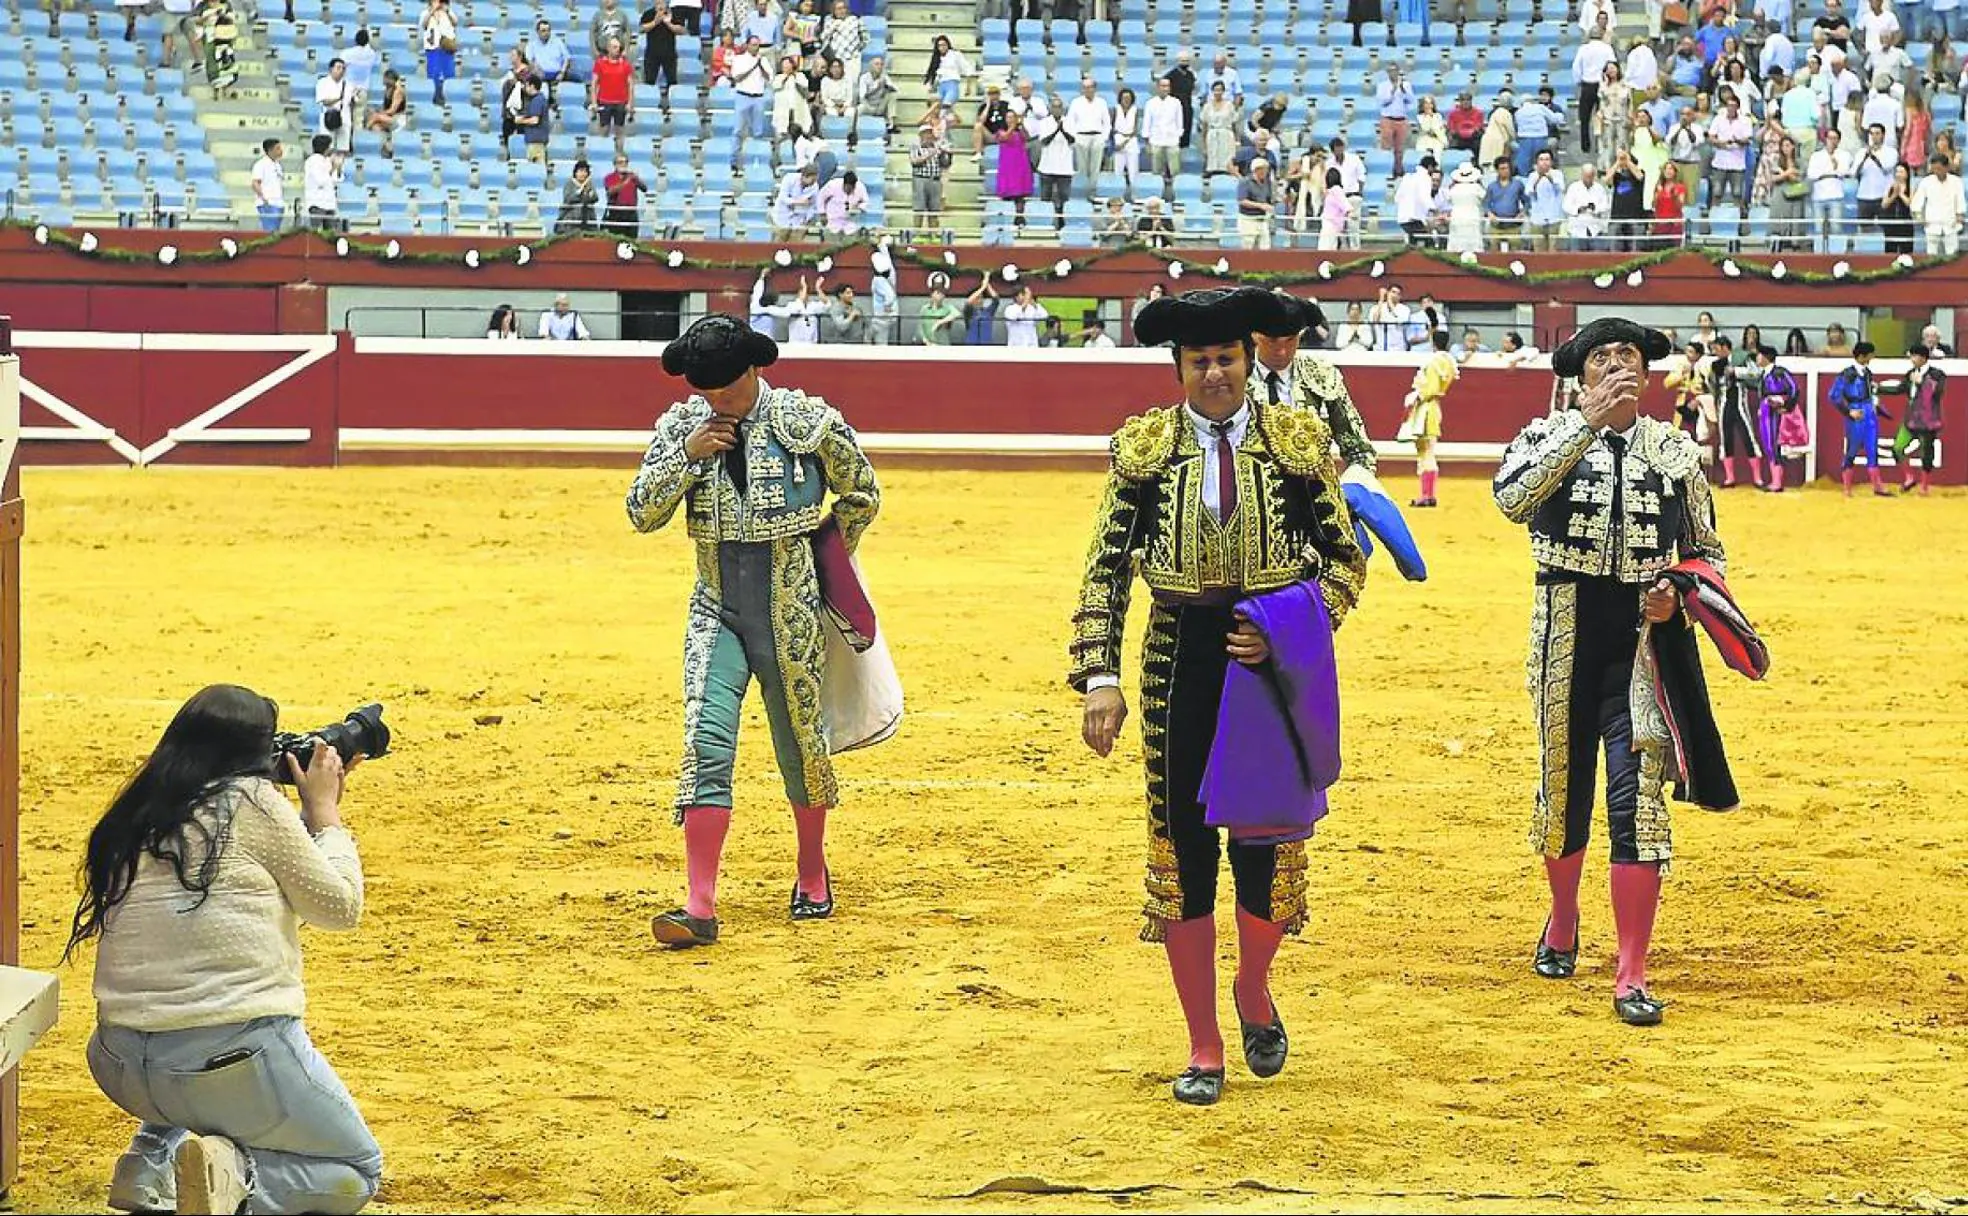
[983,16,1580,48]
[1107,0,1541,17]
[6,116,196,152]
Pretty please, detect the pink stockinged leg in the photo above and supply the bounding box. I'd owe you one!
[1162,916,1225,1071]
[791,803,831,901]
[1544,849,1586,951]
[1233,908,1285,1027]
[682,807,733,920]
[1609,861,1663,997]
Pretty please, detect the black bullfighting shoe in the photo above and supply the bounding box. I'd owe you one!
[1172,1066,1226,1106]
[790,868,835,921]
[1533,916,1580,980]
[1613,988,1665,1026]
[1234,991,1288,1079]
[650,909,720,948]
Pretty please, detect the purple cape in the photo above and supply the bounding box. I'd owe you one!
[1200,581,1342,845]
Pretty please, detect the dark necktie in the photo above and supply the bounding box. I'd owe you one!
[1605,431,1625,560]
[726,422,748,496]
[1212,420,1238,523]
[1268,370,1285,406]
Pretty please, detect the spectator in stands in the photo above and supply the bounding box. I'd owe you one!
[1918,323,1952,355]
[1902,92,1932,174]
[1654,158,1691,245]
[641,5,683,95]
[1127,195,1171,246]
[1415,96,1447,162]
[1033,102,1075,222]
[1809,127,1853,249]
[925,35,970,107]
[517,78,552,162]
[1447,91,1485,154]
[819,58,855,124]
[975,82,1012,156]
[1231,129,1280,178]
[1093,196,1130,245]
[869,265,899,344]
[1668,37,1707,94]
[1394,156,1438,245]
[604,154,648,234]
[558,160,602,231]
[161,0,199,69]
[917,283,960,345]
[815,169,868,233]
[421,0,458,106]
[668,0,702,37]
[1479,92,1516,168]
[1347,0,1381,47]
[1200,82,1237,175]
[1513,85,1562,176]
[910,124,952,231]
[1316,166,1352,250]
[1881,161,1919,252]
[820,1,867,82]
[773,55,814,138]
[1163,51,1197,150]
[1457,328,1489,361]
[1666,104,1706,204]
[1565,160,1610,249]
[1571,32,1615,157]
[1002,284,1048,347]
[1862,73,1904,146]
[1926,33,1962,91]
[593,0,636,75]
[499,51,534,147]
[1595,63,1634,168]
[1858,0,1901,58]
[1143,77,1184,197]
[1443,159,1486,252]
[857,57,898,137]
[1081,320,1116,349]
[772,164,819,238]
[365,71,409,154]
[488,304,521,338]
[118,0,146,44]
[531,19,574,107]
[1206,52,1243,110]
[1067,77,1112,199]
[1331,302,1373,351]
[730,36,772,148]
[1526,150,1568,250]
[1484,156,1528,250]
[1914,155,1966,253]
[340,28,378,105]
[711,30,738,83]
[744,0,783,46]
[1369,286,1411,351]
[1855,122,1900,233]
[197,0,240,92]
[1627,36,1661,93]
[1374,64,1417,179]
[1245,91,1288,143]
[1497,330,1539,365]
[787,278,826,343]
[1037,315,1067,348]
[539,294,591,340]
[1707,93,1753,206]
[963,273,1001,344]
[592,38,636,153]
[251,138,285,232]
[823,285,867,343]
[316,60,355,155]
[303,134,342,230]
[785,0,823,76]
[1109,86,1142,202]
[1238,157,1278,249]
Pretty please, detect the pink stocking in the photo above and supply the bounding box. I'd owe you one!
[1868,465,1884,493]
[1543,849,1586,951]
[1721,456,1737,486]
[1233,908,1286,1026]
[682,807,732,919]
[1419,468,1438,500]
[791,803,830,901]
[1162,916,1224,1070]
[1842,467,1855,495]
[1770,461,1785,491]
[1609,862,1663,997]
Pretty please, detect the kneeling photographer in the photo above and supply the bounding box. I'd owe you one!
[64,685,389,1216]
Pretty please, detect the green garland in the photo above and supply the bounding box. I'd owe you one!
[4,219,1960,287]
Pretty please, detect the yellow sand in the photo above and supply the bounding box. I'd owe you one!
[14,465,1968,1214]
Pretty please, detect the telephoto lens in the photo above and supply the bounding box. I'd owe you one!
[270,703,391,781]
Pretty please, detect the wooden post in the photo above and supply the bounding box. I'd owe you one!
[0,316,23,1195]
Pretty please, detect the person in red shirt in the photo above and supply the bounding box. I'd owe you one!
[590,36,635,153]
[603,151,647,235]
[1652,160,1688,246]
[1446,90,1486,154]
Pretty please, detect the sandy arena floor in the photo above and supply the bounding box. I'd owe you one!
[11,464,1968,1214]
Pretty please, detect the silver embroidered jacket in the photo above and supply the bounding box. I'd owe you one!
[625,381,880,550]
[1493,411,1725,584]
[1245,350,1378,472]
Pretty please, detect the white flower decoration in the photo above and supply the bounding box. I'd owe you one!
[943,249,958,265]
[774,248,793,267]
[1832,260,1851,278]
[334,237,350,257]
[1894,253,1915,269]
[158,245,178,265]
[667,249,685,268]
[1168,260,1185,279]
[1213,257,1230,275]
[1001,263,1020,282]
[1593,273,1615,289]
[1458,251,1478,265]
[464,249,481,268]
[1369,260,1386,278]
[1316,261,1333,280]
[1720,259,1741,278]
[1626,269,1644,287]
[32,226,49,245]
[616,242,636,261]
[816,255,835,274]
[1508,260,1526,277]
[1770,260,1788,279]
[516,246,532,266]
[384,239,401,259]
[220,237,239,258]
[1053,258,1073,277]
[79,232,99,253]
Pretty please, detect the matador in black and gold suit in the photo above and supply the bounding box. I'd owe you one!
[1070,287,1367,1107]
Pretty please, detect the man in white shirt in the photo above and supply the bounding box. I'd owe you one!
[1912,157,1966,255]
[1370,285,1411,353]
[1144,76,1185,193]
[1571,32,1617,155]
[1578,0,1615,35]
[1081,320,1116,348]
[1330,136,1366,248]
[1808,127,1854,251]
[1395,157,1440,245]
[539,295,592,340]
[771,165,819,240]
[1065,76,1112,200]
[1759,26,1796,77]
[1206,52,1242,108]
[1563,161,1610,250]
[1706,98,1753,206]
[1032,104,1076,222]
[1871,31,1917,91]
[1856,0,1900,59]
[1002,284,1048,347]
[315,60,354,154]
[341,29,379,102]
[1860,74,1903,143]
[1853,122,1899,229]
[1625,37,1660,93]
[728,36,770,144]
[250,138,285,232]
[301,134,341,229]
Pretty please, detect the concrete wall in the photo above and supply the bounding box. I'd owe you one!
[326,286,626,339]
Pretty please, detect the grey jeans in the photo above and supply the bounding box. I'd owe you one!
[89,1016,382,1215]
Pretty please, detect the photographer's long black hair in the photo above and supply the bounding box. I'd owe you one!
[63,684,278,962]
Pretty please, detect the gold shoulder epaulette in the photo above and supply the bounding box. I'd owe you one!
[1260,403,1334,476]
[770,390,836,453]
[1110,406,1181,480]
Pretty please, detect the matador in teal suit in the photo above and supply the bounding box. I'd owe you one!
[627,314,881,949]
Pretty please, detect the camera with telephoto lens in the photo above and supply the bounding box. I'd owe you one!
[271,703,391,781]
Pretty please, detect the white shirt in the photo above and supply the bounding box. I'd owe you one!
[1572,39,1616,89]
[1707,113,1752,171]
[934,48,970,83]
[315,73,352,131]
[1334,149,1366,196]
[1808,146,1852,200]
[1830,67,1864,111]
[92,778,362,1033]
[1759,31,1795,78]
[1144,94,1185,147]
[1394,168,1437,224]
[1372,301,1411,352]
[1085,332,1116,348]
[302,151,339,211]
[1034,114,1075,175]
[1188,401,1249,521]
[1002,300,1047,346]
[1854,140,1898,199]
[1626,44,1660,92]
[1564,178,1611,236]
[1577,0,1615,35]
[1861,90,1903,140]
[1913,173,1967,229]
[342,43,379,96]
[729,50,767,96]
[786,299,825,344]
[251,154,284,207]
[1067,94,1112,141]
[1856,4,1899,58]
[539,307,591,339]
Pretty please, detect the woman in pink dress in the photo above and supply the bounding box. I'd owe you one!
[997,121,1035,228]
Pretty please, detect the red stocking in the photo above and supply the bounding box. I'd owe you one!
[1233,908,1285,1026]
[682,806,732,919]
[791,803,830,901]
[1544,849,1586,950]
[1609,862,1663,997]
[1162,916,1224,1070]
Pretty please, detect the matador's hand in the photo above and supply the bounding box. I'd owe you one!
[1082,686,1128,758]
[684,417,739,463]
[1643,579,1680,624]
[1578,366,1641,429]
[1226,617,1270,665]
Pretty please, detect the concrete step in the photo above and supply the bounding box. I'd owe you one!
[192,83,283,104]
[200,110,294,133]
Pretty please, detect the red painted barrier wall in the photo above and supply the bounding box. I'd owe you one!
[0,285,282,334]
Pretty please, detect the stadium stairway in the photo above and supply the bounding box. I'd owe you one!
[194,27,289,219]
[884,0,982,241]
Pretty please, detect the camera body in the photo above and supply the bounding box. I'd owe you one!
[271,703,391,781]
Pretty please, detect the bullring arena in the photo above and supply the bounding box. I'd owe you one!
[1,235,1966,1214]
